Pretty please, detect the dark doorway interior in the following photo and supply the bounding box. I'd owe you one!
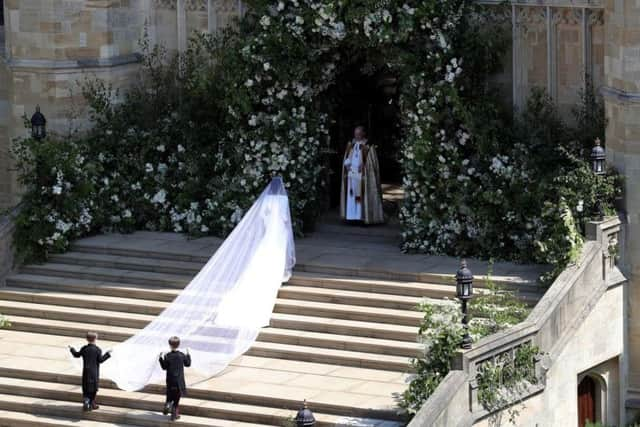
[577,376,597,427]
[323,61,402,209]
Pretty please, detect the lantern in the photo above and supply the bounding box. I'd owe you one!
[295,400,315,427]
[591,138,606,176]
[30,105,46,140]
[456,260,474,300]
[456,260,474,349]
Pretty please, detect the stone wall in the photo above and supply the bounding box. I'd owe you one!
[602,0,640,403]
[473,283,625,427]
[491,3,605,117]
[0,0,246,210]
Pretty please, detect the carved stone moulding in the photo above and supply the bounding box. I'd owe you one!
[552,7,582,26]
[515,6,546,36]
[154,0,177,10]
[185,0,207,12]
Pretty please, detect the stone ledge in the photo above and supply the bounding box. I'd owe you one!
[5,53,142,71]
[477,0,604,8]
[601,86,640,105]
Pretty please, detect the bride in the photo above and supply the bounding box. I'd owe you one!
[99,177,296,391]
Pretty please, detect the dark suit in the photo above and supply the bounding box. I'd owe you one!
[159,350,191,417]
[70,344,111,404]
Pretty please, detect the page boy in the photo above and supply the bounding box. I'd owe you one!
[69,332,111,411]
[159,336,191,421]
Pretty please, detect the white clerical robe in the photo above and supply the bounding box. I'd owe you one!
[343,141,364,220]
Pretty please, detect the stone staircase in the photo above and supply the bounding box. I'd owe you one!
[0,231,545,426]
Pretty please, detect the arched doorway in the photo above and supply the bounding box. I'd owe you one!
[323,58,402,212]
[577,376,597,427]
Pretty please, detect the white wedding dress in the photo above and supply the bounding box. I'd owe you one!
[97,177,295,391]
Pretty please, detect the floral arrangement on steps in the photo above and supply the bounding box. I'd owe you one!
[11,0,619,277]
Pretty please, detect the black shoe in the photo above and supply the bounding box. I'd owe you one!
[83,398,91,412]
[163,401,173,416]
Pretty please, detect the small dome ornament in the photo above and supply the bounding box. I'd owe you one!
[294,400,316,427]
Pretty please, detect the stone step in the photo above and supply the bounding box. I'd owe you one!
[5,315,412,371]
[70,239,537,289]
[0,376,397,427]
[21,263,187,288]
[8,273,430,312]
[0,285,422,327]
[0,366,402,421]
[0,392,275,427]
[62,244,543,298]
[278,285,427,311]
[9,270,451,308]
[289,272,541,305]
[0,408,140,427]
[2,280,418,341]
[7,274,180,302]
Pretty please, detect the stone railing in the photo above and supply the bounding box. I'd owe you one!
[0,209,17,287]
[409,216,624,425]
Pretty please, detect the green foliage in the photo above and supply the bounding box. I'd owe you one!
[400,269,530,416]
[11,0,621,280]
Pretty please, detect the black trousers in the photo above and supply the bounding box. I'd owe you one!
[166,387,182,414]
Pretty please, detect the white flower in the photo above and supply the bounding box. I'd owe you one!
[576,200,584,213]
[437,155,446,163]
[260,16,271,28]
[156,144,165,152]
[263,62,271,71]
[277,1,285,11]
[52,185,63,195]
[177,144,185,153]
[248,115,258,127]
[295,16,304,25]
[111,195,119,202]
[151,189,167,204]
[145,163,154,173]
[245,79,254,87]
[201,225,210,233]
[123,209,132,218]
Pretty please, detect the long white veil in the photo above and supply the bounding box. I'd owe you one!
[100,177,296,391]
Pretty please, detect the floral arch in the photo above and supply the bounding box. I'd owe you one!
[216,0,499,249]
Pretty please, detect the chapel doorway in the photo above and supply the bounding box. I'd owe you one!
[578,376,597,427]
[323,60,402,213]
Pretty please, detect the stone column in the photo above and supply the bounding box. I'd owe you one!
[602,0,640,413]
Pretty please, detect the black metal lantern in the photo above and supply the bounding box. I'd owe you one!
[295,400,315,427]
[591,138,606,176]
[456,259,474,300]
[30,105,46,140]
[456,260,474,349]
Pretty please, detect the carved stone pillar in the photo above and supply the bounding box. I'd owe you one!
[602,0,640,404]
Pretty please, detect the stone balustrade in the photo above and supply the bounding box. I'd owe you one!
[409,216,625,425]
